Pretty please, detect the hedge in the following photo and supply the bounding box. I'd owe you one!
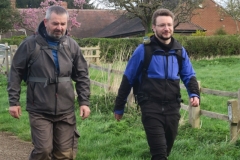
[1,35,240,61]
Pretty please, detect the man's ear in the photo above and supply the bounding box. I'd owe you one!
[43,19,48,27]
[152,24,155,33]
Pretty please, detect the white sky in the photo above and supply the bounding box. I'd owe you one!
[214,0,227,7]
[90,0,111,9]
[90,0,227,9]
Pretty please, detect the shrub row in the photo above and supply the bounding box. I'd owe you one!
[77,35,240,61]
[75,37,142,62]
[176,35,240,59]
[1,35,240,61]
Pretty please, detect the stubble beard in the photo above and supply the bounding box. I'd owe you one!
[155,30,172,41]
[47,30,63,40]
[157,33,172,41]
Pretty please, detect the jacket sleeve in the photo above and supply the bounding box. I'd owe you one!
[7,38,35,106]
[179,47,200,98]
[114,44,145,113]
[71,39,90,107]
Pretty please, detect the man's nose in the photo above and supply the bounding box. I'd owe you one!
[56,24,62,30]
[163,25,169,29]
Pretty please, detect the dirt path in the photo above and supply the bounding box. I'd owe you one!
[0,132,33,160]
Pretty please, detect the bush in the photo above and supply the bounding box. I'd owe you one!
[90,93,116,114]
[191,30,206,36]
[214,27,227,35]
[183,35,240,59]
[0,35,26,45]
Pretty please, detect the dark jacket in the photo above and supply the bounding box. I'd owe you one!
[7,21,90,115]
[114,36,199,114]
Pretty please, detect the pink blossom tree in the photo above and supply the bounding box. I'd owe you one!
[73,0,86,9]
[14,0,86,35]
[14,8,40,32]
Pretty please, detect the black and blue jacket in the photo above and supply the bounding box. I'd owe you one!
[114,36,200,115]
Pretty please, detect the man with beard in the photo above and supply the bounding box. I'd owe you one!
[7,6,90,160]
[114,8,200,160]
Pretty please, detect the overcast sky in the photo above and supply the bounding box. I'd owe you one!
[90,0,227,9]
[214,0,227,7]
[90,0,110,9]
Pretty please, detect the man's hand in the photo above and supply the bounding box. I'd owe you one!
[9,106,21,119]
[80,105,90,120]
[190,97,199,107]
[114,113,123,121]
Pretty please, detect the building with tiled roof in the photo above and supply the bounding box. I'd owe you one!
[191,0,240,35]
[2,0,240,39]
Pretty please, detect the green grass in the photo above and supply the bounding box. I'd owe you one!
[192,57,240,91]
[1,57,240,159]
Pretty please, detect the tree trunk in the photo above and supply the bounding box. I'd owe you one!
[234,19,239,34]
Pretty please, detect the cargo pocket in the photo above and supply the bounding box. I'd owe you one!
[72,129,80,159]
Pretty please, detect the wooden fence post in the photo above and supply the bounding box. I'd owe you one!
[95,44,100,64]
[5,43,9,76]
[189,81,201,128]
[9,45,17,61]
[107,64,112,92]
[228,99,240,143]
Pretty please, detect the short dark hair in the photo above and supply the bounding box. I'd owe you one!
[152,8,175,25]
[45,6,69,20]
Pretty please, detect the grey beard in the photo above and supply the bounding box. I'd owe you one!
[46,30,62,40]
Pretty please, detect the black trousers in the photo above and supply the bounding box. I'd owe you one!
[141,112,180,160]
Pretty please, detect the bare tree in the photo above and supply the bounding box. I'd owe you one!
[95,0,203,34]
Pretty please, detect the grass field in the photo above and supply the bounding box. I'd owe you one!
[1,56,240,160]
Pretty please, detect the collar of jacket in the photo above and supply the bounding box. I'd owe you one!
[150,35,182,51]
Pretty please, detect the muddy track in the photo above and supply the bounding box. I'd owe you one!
[0,132,33,160]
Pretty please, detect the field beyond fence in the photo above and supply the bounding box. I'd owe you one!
[88,62,240,143]
[2,43,240,144]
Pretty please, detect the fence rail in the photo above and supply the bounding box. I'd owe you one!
[81,45,100,64]
[88,63,240,143]
[0,43,100,75]
[3,43,240,142]
[180,83,238,98]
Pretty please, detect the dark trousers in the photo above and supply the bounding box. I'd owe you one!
[28,111,80,160]
[141,112,180,160]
